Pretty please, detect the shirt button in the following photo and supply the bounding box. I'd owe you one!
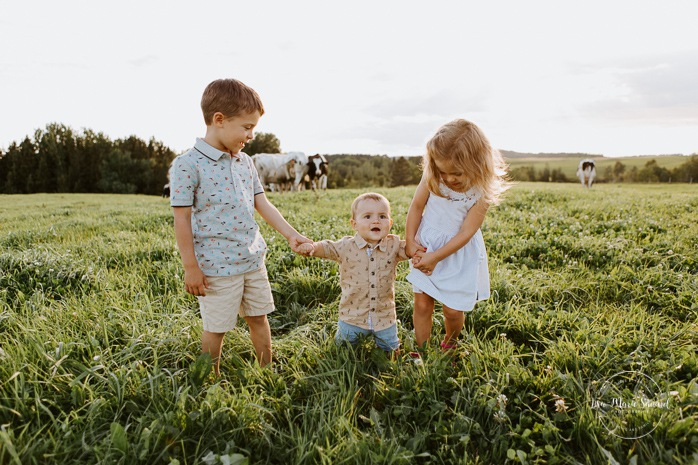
[371,284,375,288]
[371,308,375,312]
[370,257,374,261]
[371,271,375,275]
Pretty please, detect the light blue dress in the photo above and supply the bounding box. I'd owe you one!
[407,183,490,311]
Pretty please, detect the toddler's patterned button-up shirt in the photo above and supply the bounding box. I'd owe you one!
[170,138,266,276]
[320,234,408,331]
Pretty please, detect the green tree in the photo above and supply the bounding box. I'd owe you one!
[75,129,111,192]
[638,159,671,182]
[243,132,281,156]
[671,155,698,183]
[550,168,568,182]
[391,157,414,186]
[98,148,150,194]
[612,161,626,182]
[36,123,76,192]
[510,166,536,181]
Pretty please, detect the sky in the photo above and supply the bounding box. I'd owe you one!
[1,0,697,158]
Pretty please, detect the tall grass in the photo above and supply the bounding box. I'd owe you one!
[1,185,696,464]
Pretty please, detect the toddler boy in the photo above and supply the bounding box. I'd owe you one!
[298,193,409,354]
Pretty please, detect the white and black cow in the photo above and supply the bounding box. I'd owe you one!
[576,159,596,188]
[306,154,329,191]
[252,152,308,192]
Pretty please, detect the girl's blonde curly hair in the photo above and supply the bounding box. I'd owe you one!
[423,119,510,205]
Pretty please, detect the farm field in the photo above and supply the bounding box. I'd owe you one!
[504,155,691,180]
[1,183,697,464]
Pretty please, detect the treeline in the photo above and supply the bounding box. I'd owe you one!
[0,124,176,195]
[510,158,698,183]
[0,124,423,195]
[509,166,571,183]
[325,154,422,188]
[3,124,695,195]
[600,159,697,183]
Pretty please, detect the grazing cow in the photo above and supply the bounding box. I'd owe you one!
[272,158,296,192]
[253,152,308,192]
[306,154,329,191]
[576,159,596,188]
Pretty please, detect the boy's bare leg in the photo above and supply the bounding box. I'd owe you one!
[413,292,436,349]
[442,305,465,348]
[245,315,272,366]
[202,330,226,376]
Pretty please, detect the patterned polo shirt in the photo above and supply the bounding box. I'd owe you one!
[170,138,266,276]
[320,234,408,331]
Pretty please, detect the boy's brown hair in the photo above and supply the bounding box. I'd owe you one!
[201,79,265,125]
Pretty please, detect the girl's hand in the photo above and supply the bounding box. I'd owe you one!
[415,251,439,275]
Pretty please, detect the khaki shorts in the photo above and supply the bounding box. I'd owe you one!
[197,267,275,333]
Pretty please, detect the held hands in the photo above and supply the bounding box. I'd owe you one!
[413,251,439,275]
[289,234,314,256]
[296,242,316,256]
[408,239,437,275]
[406,239,426,259]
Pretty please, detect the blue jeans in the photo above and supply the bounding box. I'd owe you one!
[335,320,400,351]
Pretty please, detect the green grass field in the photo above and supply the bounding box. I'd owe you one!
[1,184,697,464]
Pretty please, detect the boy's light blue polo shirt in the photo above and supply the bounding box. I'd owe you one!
[170,138,266,276]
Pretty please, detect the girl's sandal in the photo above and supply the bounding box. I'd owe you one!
[440,341,457,352]
[441,341,459,367]
[408,351,424,366]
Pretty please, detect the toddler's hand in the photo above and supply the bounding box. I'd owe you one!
[411,248,425,265]
[289,234,313,254]
[296,242,315,256]
[406,241,426,258]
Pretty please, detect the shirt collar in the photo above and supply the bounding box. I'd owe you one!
[193,138,230,162]
[353,234,386,251]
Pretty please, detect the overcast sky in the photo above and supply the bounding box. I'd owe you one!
[1,0,697,158]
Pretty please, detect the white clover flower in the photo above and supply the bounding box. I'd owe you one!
[496,394,508,408]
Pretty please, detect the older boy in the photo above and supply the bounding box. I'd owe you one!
[298,193,409,354]
[170,78,310,374]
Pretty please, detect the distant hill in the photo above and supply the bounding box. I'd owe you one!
[500,150,604,160]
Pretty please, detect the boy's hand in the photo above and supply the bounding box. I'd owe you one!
[184,266,209,296]
[288,234,313,254]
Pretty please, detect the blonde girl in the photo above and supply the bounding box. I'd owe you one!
[405,119,509,355]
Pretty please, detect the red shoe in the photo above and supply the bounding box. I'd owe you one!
[408,351,424,366]
[440,341,457,351]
